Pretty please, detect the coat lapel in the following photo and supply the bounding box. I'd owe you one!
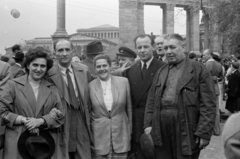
[110,76,119,112]
[72,63,85,100]
[94,79,109,115]
[35,79,52,117]
[48,63,70,105]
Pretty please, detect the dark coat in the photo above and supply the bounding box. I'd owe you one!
[226,70,240,113]
[81,58,96,75]
[10,63,25,79]
[125,58,165,142]
[144,59,216,155]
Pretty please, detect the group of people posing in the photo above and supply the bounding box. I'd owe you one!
[0,33,218,159]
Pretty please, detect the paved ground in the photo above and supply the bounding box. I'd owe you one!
[199,123,226,159]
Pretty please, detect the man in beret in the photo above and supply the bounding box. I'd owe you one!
[81,41,104,75]
[117,46,137,67]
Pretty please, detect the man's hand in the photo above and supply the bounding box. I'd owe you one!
[196,137,210,149]
[25,118,44,130]
[144,127,152,135]
[50,108,63,119]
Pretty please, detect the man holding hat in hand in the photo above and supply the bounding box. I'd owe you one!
[81,41,104,75]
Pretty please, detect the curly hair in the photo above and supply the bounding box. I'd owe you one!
[24,47,53,74]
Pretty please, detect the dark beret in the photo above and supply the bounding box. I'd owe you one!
[117,47,137,58]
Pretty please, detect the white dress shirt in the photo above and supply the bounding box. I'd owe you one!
[140,56,154,69]
[100,77,113,111]
[58,63,79,97]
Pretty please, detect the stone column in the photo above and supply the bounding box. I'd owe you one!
[52,0,69,41]
[185,7,191,51]
[210,22,220,52]
[138,2,145,35]
[161,4,175,34]
[119,0,140,49]
[186,6,200,51]
[203,12,210,50]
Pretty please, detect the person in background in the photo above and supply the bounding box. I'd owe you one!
[110,59,119,71]
[154,35,167,62]
[0,47,65,159]
[10,52,25,79]
[188,51,197,61]
[117,47,137,67]
[72,56,81,63]
[0,56,9,63]
[89,55,132,159]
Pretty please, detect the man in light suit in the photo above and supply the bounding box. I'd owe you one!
[89,54,132,158]
[47,39,92,159]
[203,49,223,136]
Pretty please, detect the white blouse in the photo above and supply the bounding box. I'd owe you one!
[100,77,113,111]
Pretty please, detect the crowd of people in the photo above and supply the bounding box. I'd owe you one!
[0,33,239,159]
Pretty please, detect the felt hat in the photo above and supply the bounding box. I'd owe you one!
[18,129,55,159]
[86,41,104,55]
[140,133,155,159]
[13,52,24,60]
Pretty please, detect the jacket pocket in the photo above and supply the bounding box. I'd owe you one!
[183,85,197,106]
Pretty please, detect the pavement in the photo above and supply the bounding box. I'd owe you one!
[199,123,226,159]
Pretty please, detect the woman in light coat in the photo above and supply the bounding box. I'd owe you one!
[0,47,65,159]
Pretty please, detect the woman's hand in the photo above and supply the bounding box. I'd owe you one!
[50,108,63,120]
[25,118,45,130]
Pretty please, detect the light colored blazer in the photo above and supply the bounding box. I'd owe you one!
[0,75,65,159]
[89,75,132,155]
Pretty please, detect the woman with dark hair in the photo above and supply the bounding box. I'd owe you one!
[0,47,65,159]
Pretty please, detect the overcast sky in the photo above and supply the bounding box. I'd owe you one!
[0,0,200,54]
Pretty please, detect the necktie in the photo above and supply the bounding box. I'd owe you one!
[141,62,147,79]
[66,68,79,110]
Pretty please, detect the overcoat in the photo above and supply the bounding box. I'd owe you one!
[89,76,132,155]
[0,75,65,159]
[225,70,240,112]
[81,58,96,75]
[125,58,165,142]
[47,62,92,158]
[144,59,216,155]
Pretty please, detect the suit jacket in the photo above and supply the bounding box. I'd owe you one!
[144,59,216,155]
[0,61,10,93]
[0,75,65,159]
[205,60,223,95]
[47,62,92,157]
[10,63,25,79]
[81,58,96,75]
[125,58,165,142]
[89,76,132,155]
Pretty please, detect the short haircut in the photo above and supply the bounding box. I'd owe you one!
[134,34,154,47]
[53,39,74,52]
[24,47,53,74]
[1,56,9,62]
[12,44,21,52]
[164,33,184,42]
[204,49,214,56]
[154,35,166,41]
[93,54,111,68]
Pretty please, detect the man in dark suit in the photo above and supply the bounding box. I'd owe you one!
[81,41,104,75]
[124,35,165,159]
[47,39,92,159]
[202,49,223,136]
[10,52,25,79]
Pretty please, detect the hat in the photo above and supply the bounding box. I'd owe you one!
[86,41,104,55]
[140,133,155,159]
[117,47,137,58]
[13,52,24,60]
[232,62,239,69]
[18,129,55,159]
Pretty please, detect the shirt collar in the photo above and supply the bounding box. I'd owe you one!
[99,76,112,85]
[169,58,186,69]
[58,63,73,75]
[141,56,154,69]
[15,63,21,68]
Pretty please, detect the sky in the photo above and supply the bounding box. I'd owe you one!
[0,0,200,55]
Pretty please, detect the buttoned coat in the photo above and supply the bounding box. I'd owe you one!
[144,59,216,155]
[0,75,65,159]
[10,63,25,79]
[47,62,92,158]
[125,58,165,142]
[89,76,132,155]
